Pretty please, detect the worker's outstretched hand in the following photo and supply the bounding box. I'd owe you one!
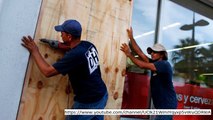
[21,36,39,54]
[40,38,71,51]
[127,27,134,40]
[120,43,131,57]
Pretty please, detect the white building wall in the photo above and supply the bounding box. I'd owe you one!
[0,0,42,119]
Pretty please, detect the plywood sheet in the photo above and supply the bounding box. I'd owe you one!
[0,0,42,120]
[17,0,132,120]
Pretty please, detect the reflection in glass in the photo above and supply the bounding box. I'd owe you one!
[123,0,213,119]
[121,0,158,119]
[131,0,157,53]
[172,12,210,86]
[160,1,213,88]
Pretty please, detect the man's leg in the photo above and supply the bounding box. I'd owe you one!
[154,115,173,120]
[65,92,108,120]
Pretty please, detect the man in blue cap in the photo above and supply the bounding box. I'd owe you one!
[22,19,108,120]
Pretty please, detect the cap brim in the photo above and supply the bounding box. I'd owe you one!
[54,25,64,32]
[147,47,153,54]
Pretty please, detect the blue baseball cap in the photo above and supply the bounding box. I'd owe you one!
[54,19,82,37]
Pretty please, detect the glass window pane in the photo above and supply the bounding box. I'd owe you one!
[132,0,157,53]
[161,0,213,88]
[121,0,158,119]
[160,1,213,119]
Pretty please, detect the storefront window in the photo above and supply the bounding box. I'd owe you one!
[126,0,158,72]
[160,0,213,88]
[160,0,213,120]
[122,0,213,120]
[131,0,157,53]
[121,0,158,119]
[0,0,3,13]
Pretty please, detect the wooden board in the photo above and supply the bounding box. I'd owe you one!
[17,0,132,120]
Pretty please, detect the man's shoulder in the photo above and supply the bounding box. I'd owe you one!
[155,60,170,65]
[81,40,93,45]
[80,40,97,51]
[154,60,172,72]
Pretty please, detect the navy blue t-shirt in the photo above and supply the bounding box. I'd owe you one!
[53,41,107,103]
[150,60,177,109]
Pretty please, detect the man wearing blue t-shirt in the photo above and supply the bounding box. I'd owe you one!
[22,19,108,120]
[120,27,177,120]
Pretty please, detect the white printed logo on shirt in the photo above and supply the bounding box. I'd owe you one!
[85,46,99,74]
[153,72,157,76]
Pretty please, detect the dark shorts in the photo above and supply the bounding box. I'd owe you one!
[155,115,173,120]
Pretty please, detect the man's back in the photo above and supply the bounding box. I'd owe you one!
[53,41,107,103]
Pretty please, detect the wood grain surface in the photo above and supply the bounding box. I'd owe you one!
[17,0,132,120]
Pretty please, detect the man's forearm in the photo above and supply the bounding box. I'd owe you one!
[128,54,156,71]
[31,51,55,77]
[129,38,141,52]
[130,38,149,62]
